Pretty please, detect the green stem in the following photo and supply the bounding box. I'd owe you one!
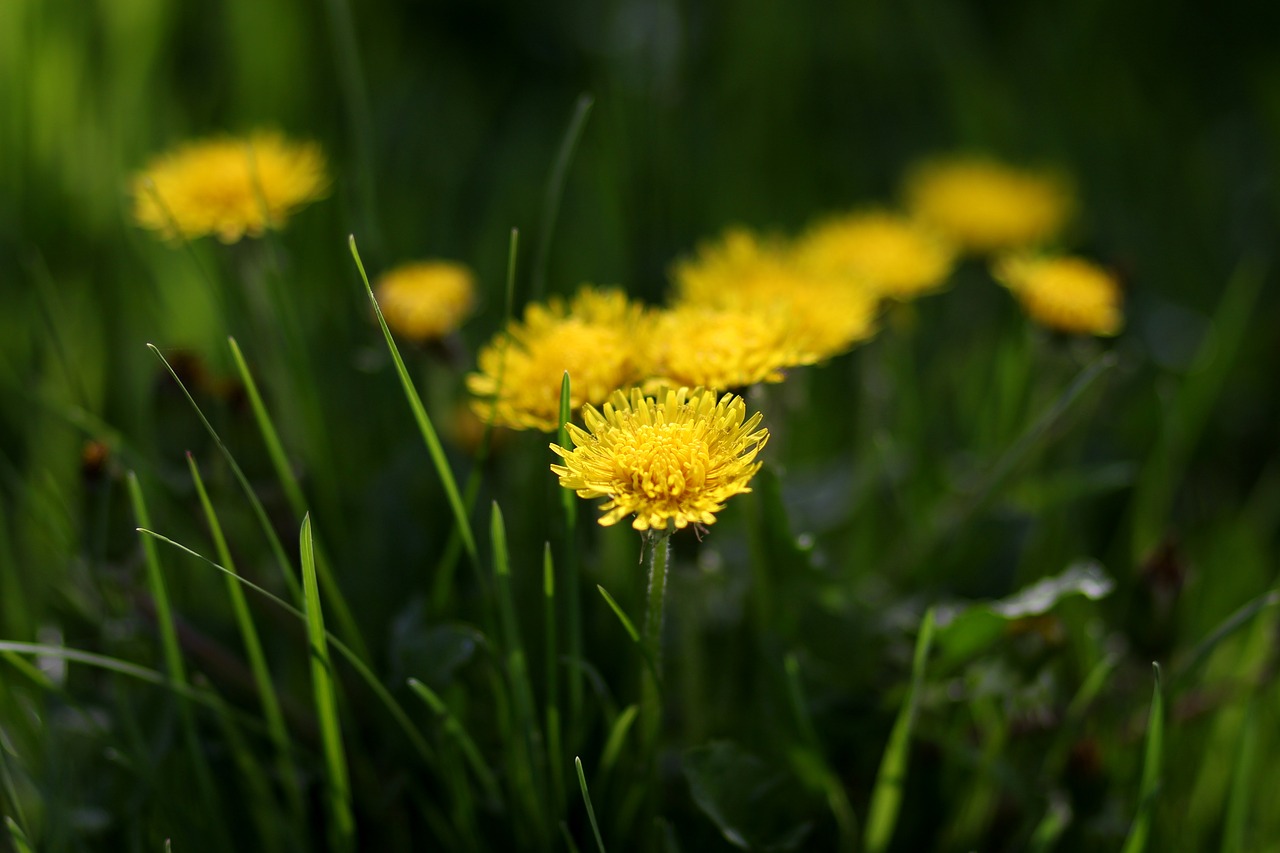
[641,530,671,758]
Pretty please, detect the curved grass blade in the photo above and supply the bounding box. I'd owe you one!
[864,607,935,853]
[595,585,660,689]
[228,336,307,516]
[1121,663,1164,853]
[300,515,355,851]
[1221,700,1258,853]
[531,94,595,301]
[138,528,437,767]
[4,817,34,853]
[1173,589,1280,686]
[598,704,639,780]
[349,236,477,566]
[575,756,607,853]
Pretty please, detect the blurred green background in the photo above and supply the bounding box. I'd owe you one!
[2,0,1280,850]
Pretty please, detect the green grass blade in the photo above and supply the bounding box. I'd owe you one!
[544,542,566,815]
[575,756,607,853]
[300,515,355,851]
[137,528,438,767]
[865,607,936,853]
[1121,663,1164,853]
[147,344,303,606]
[5,816,34,853]
[784,654,858,848]
[349,236,478,566]
[1028,793,1072,853]
[125,473,227,848]
[227,336,306,517]
[187,453,302,825]
[1221,700,1257,853]
[531,93,594,301]
[1173,589,1280,686]
[559,371,583,731]
[596,585,640,643]
[598,704,639,780]
[407,678,501,804]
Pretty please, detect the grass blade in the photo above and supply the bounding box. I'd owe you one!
[300,515,355,851]
[1121,663,1164,853]
[227,336,306,517]
[575,756,607,853]
[865,607,936,853]
[784,654,858,848]
[559,371,584,732]
[138,528,438,766]
[5,817,34,853]
[349,236,477,566]
[1221,700,1257,853]
[531,93,595,301]
[598,704,639,779]
[407,678,501,805]
[186,453,302,825]
[544,542,566,815]
[596,585,640,644]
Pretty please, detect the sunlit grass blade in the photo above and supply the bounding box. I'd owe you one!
[228,336,306,516]
[4,816,34,853]
[137,528,438,767]
[575,755,607,853]
[559,370,584,732]
[407,678,501,805]
[543,542,566,815]
[1121,663,1164,853]
[349,236,477,566]
[147,344,302,604]
[299,515,355,851]
[598,704,639,780]
[490,502,548,840]
[531,93,594,301]
[865,607,936,853]
[1221,699,1257,853]
[126,472,228,848]
[187,452,302,825]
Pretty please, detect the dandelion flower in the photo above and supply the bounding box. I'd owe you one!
[131,130,329,243]
[994,254,1122,336]
[641,305,813,391]
[375,261,475,342]
[795,210,956,300]
[672,228,879,361]
[467,286,646,432]
[550,386,768,531]
[905,157,1072,253]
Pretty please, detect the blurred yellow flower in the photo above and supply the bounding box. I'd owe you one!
[550,386,768,531]
[905,157,1072,253]
[641,305,813,391]
[375,261,475,342]
[795,211,956,300]
[131,130,329,243]
[467,286,646,432]
[672,227,879,361]
[994,255,1122,336]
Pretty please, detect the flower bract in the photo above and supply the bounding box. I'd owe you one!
[550,387,768,531]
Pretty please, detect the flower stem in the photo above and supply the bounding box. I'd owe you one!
[641,530,671,758]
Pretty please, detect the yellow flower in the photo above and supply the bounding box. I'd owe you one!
[905,157,1072,253]
[375,261,475,342]
[795,210,956,300]
[467,286,646,432]
[550,386,768,531]
[994,255,1122,336]
[671,228,879,361]
[131,130,329,243]
[641,305,814,391]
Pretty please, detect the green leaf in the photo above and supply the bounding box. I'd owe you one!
[683,741,814,851]
[933,562,1114,667]
[1121,664,1164,853]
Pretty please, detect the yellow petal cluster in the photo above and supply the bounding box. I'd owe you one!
[375,261,475,342]
[671,228,879,361]
[994,255,1122,336]
[795,210,956,300]
[467,286,646,432]
[550,387,768,531]
[641,305,814,391]
[131,130,329,243]
[905,157,1072,253]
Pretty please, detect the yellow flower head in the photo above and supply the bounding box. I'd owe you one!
[131,130,329,243]
[641,305,814,391]
[905,157,1072,253]
[550,386,768,531]
[467,286,646,432]
[375,261,476,342]
[671,227,879,361]
[795,210,956,300]
[994,254,1123,336]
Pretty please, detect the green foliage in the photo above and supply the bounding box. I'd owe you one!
[2,1,1279,850]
